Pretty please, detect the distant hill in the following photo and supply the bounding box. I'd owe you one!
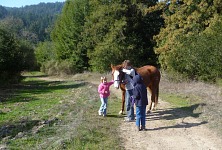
[0,2,64,43]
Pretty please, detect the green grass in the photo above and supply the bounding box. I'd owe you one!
[0,72,123,149]
[160,93,203,117]
[216,78,222,87]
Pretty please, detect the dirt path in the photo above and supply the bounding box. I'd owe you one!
[39,75,222,150]
[109,85,222,150]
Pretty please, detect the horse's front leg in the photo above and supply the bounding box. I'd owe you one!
[119,90,125,115]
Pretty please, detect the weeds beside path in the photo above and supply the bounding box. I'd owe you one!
[0,72,123,149]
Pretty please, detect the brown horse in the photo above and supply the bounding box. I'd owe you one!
[111,64,161,114]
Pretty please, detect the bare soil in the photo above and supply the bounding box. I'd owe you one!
[110,77,222,150]
[117,99,222,150]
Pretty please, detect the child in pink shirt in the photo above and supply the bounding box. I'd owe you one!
[98,77,114,117]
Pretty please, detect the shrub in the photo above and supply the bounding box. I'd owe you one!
[164,18,222,82]
[0,28,33,83]
[41,60,77,76]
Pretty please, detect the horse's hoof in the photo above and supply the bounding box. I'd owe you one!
[119,110,123,115]
[146,110,151,114]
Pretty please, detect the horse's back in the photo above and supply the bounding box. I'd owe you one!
[136,65,160,87]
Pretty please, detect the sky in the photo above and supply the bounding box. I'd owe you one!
[0,0,66,8]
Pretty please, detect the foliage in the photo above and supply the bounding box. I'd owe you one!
[0,2,64,43]
[18,40,36,71]
[81,0,127,71]
[155,0,218,54]
[51,0,89,73]
[83,0,162,72]
[40,60,78,76]
[0,5,7,19]
[49,0,163,73]
[0,28,35,83]
[35,29,80,76]
[35,41,56,66]
[0,2,64,82]
[166,16,222,81]
[154,0,222,81]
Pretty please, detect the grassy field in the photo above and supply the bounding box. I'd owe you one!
[0,72,123,149]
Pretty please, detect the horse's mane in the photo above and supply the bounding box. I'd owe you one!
[115,64,123,70]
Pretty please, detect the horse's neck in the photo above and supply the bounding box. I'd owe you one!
[117,65,123,70]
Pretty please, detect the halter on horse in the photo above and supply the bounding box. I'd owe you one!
[111,64,161,114]
[111,65,126,114]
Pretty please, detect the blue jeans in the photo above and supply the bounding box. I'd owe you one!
[125,89,134,120]
[136,105,146,127]
[99,97,108,115]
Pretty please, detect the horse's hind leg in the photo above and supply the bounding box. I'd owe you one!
[147,102,153,114]
[154,86,159,110]
[147,87,157,114]
[147,94,155,114]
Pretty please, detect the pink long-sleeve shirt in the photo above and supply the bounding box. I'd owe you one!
[98,81,114,98]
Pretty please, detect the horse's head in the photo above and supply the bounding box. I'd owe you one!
[111,64,125,89]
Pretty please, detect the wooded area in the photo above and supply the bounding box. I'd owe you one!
[0,0,221,83]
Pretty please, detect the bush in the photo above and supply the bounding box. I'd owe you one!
[0,28,36,83]
[164,18,222,82]
[41,60,77,76]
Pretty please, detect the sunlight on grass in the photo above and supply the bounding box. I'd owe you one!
[0,72,123,149]
[160,93,201,110]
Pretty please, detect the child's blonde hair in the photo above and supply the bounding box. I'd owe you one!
[100,76,107,83]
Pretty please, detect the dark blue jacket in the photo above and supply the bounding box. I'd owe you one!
[132,75,148,106]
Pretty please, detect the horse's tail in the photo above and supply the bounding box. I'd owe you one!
[156,85,159,103]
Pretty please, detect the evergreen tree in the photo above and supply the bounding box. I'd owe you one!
[80,0,127,71]
[82,0,162,72]
[51,0,89,73]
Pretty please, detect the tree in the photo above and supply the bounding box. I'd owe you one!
[154,0,222,81]
[154,0,221,69]
[49,0,163,73]
[2,2,64,43]
[167,16,222,81]
[51,0,89,73]
[82,0,163,72]
[0,28,36,83]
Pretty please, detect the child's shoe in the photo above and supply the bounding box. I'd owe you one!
[137,126,141,131]
[98,111,102,116]
[141,126,146,131]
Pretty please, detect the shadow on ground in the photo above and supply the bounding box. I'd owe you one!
[145,103,207,130]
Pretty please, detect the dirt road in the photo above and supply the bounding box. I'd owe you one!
[41,74,222,150]
[109,85,222,150]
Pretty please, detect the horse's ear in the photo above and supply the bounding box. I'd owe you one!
[111,64,113,69]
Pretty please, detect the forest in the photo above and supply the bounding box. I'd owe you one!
[0,0,221,84]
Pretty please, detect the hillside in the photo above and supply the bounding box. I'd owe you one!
[0,2,64,42]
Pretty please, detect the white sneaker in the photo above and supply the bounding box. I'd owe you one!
[124,117,134,122]
[98,111,102,116]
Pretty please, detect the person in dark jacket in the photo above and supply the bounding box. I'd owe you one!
[132,75,148,131]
